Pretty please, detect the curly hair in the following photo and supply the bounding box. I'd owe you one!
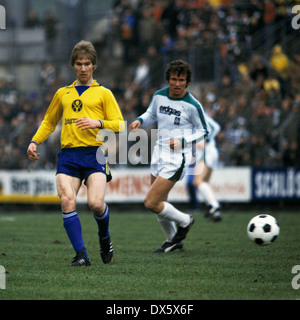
[165,59,192,87]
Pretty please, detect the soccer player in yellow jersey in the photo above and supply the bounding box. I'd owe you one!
[27,40,125,266]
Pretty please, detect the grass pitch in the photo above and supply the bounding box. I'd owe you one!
[0,207,300,301]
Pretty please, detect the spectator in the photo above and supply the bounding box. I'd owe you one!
[287,52,300,84]
[263,0,277,52]
[234,73,255,109]
[40,62,57,94]
[249,54,269,82]
[133,58,150,90]
[250,134,271,166]
[3,1,300,170]
[269,44,290,97]
[0,115,10,138]
[24,10,41,28]
[282,139,300,167]
[270,45,289,78]
[263,72,281,106]
[43,11,58,59]
[235,134,252,166]
[120,17,135,63]
[147,45,164,88]
[138,6,160,54]
[281,97,300,149]
[174,26,191,55]
[160,0,180,37]
[213,96,229,131]
[160,33,175,54]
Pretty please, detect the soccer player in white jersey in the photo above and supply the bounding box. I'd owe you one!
[129,60,209,252]
[192,112,222,221]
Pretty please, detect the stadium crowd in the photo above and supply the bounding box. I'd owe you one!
[1,0,300,170]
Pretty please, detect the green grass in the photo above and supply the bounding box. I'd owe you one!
[0,208,300,300]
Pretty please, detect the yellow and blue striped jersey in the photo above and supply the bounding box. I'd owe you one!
[32,80,125,148]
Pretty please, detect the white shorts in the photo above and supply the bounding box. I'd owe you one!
[196,143,219,169]
[150,144,192,181]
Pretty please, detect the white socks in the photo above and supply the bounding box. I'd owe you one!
[198,182,219,209]
[157,201,190,229]
[157,216,176,241]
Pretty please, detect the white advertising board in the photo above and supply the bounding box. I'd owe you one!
[0,167,251,204]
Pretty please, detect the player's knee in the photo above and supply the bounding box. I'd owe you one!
[144,197,159,213]
[144,197,153,210]
[60,195,76,212]
[88,199,105,215]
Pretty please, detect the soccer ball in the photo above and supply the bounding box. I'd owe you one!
[247,214,280,246]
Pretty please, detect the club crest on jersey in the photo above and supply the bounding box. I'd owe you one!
[72,99,83,112]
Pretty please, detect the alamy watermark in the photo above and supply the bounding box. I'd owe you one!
[292,5,300,30]
[291,265,300,290]
[0,265,6,289]
[96,124,206,174]
[0,5,6,30]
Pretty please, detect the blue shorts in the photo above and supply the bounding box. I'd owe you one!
[56,147,112,183]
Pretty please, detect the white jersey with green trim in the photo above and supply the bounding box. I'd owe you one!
[195,112,221,167]
[137,87,209,154]
[205,112,221,149]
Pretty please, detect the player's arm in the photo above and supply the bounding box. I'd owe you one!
[184,103,209,146]
[130,95,157,130]
[27,90,63,161]
[129,119,142,131]
[75,118,102,130]
[206,115,220,141]
[101,89,125,133]
[30,89,63,145]
[169,139,182,150]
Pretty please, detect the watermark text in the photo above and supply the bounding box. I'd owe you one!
[292,5,300,30]
[0,265,6,289]
[292,265,300,290]
[0,5,6,30]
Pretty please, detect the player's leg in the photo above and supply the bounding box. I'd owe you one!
[193,160,206,187]
[145,175,174,213]
[186,166,200,210]
[86,172,113,264]
[86,172,108,238]
[198,165,218,208]
[56,173,90,266]
[146,175,182,252]
[194,164,221,221]
[145,175,194,249]
[148,175,177,246]
[146,175,191,227]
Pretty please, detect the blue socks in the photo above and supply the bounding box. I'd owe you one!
[62,210,88,259]
[94,205,110,239]
[62,206,110,259]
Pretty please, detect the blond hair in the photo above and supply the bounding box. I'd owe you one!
[70,40,97,69]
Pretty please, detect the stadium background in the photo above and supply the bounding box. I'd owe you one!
[0,0,300,208]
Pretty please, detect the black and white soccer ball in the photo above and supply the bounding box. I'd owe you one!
[247,214,280,246]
